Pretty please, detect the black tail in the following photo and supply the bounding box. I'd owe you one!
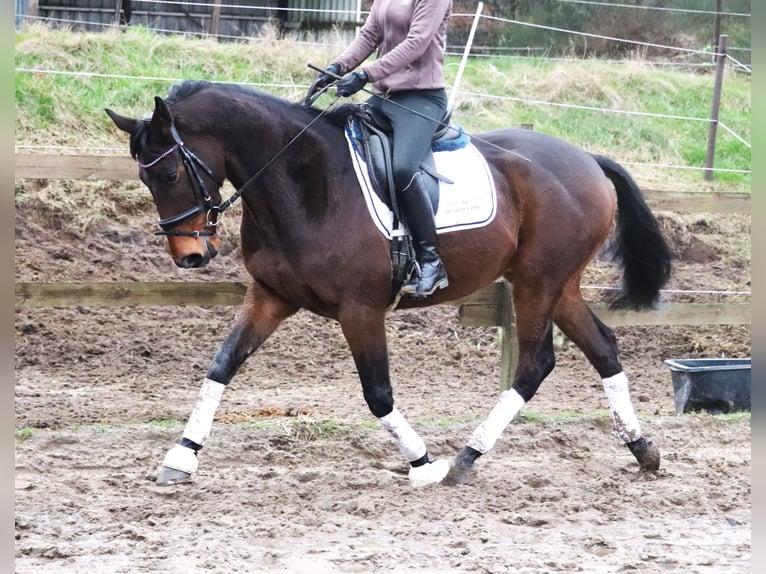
[592,154,672,310]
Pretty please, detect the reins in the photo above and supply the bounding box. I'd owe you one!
[215,92,342,214]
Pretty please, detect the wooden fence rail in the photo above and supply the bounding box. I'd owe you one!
[14,281,249,308]
[15,154,752,213]
[457,280,749,389]
[15,280,751,326]
[16,280,751,390]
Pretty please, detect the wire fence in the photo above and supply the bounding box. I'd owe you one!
[15,3,751,174]
[553,0,750,18]
[15,59,752,174]
[17,1,753,59]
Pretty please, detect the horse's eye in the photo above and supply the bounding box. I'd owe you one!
[164,172,178,185]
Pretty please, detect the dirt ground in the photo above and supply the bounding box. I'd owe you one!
[14,183,751,573]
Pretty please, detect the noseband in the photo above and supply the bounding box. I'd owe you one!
[138,123,222,237]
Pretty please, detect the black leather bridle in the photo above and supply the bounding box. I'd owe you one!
[138,123,221,237]
[138,93,341,237]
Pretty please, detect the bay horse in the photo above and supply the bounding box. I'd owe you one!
[106,80,671,488]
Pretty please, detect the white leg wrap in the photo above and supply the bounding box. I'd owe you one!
[162,444,199,474]
[408,459,450,488]
[467,388,525,454]
[182,378,226,446]
[603,371,641,443]
[379,408,427,463]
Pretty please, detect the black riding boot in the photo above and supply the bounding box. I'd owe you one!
[399,172,449,298]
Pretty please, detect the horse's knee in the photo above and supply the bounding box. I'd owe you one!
[351,349,394,418]
[542,354,555,379]
[206,321,262,384]
[206,333,245,384]
[596,319,617,345]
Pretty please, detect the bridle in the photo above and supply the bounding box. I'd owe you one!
[138,123,222,237]
[138,95,341,238]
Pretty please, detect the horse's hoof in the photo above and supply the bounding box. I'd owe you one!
[443,463,473,486]
[442,446,480,486]
[156,465,193,486]
[408,459,450,488]
[155,444,198,485]
[627,436,660,472]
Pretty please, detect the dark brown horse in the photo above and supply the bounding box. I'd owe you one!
[106,80,671,488]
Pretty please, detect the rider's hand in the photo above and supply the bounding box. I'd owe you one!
[336,70,368,98]
[310,63,342,95]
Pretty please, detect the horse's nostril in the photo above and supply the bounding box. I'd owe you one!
[179,253,206,268]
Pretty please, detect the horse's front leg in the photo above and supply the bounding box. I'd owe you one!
[157,283,297,486]
[339,304,450,488]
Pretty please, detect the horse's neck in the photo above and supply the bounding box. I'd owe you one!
[224,117,347,231]
[222,109,305,179]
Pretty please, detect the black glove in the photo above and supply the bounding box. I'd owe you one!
[336,70,368,97]
[311,63,342,95]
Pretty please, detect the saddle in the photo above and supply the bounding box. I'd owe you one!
[347,104,464,213]
[346,104,468,298]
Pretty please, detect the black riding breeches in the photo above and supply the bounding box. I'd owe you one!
[366,89,448,192]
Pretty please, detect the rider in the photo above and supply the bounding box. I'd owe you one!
[312,0,452,298]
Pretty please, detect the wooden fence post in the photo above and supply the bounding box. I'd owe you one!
[210,0,222,40]
[498,279,518,391]
[113,0,123,26]
[705,34,727,181]
[713,0,722,63]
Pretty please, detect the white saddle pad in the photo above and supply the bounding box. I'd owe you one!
[345,131,497,240]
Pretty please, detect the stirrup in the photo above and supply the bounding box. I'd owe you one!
[402,276,449,298]
[400,261,448,298]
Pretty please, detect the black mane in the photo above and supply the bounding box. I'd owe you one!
[315,103,360,127]
[167,80,354,125]
[166,80,266,106]
[128,80,354,159]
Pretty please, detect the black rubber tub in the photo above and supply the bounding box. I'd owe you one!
[664,358,751,415]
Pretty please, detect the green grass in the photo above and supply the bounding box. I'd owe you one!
[15,428,34,441]
[685,410,752,422]
[517,410,613,426]
[15,409,751,440]
[15,23,750,195]
[145,419,185,429]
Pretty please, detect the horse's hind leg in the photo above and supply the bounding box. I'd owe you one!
[157,283,298,485]
[338,303,450,487]
[447,285,557,485]
[553,287,660,471]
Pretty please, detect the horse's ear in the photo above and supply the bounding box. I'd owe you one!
[148,96,174,142]
[105,108,139,135]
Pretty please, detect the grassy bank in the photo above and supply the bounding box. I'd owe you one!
[15,23,750,192]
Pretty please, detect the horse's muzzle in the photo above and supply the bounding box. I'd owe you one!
[173,236,219,268]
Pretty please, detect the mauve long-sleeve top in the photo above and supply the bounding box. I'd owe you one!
[333,0,452,96]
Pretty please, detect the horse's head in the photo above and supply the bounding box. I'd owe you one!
[106,96,224,268]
